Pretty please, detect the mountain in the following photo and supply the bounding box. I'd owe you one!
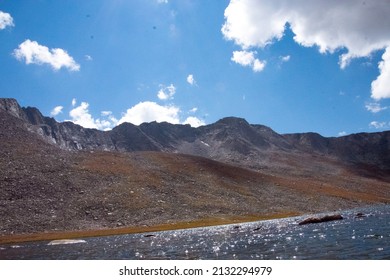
[2,98,389,171]
[0,98,389,239]
[2,96,389,187]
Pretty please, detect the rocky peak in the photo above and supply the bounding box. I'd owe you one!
[214,117,250,127]
[0,98,26,119]
[23,106,47,125]
[204,116,270,150]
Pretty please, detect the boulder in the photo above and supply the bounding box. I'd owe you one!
[355,212,366,218]
[298,214,343,225]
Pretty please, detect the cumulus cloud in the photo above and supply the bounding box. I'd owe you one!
[369,121,387,129]
[66,99,204,129]
[371,47,390,100]
[69,102,97,128]
[118,101,180,125]
[0,11,14,30]
[71,98,77,107]
[50,106,63,117]
[231,50,254,66]
[187,74,196,85]
[100,111,118,128]
[222,0,390,96]
[189,107,198,113]
[252,58,266,72]
[69,101,117,131]
[13,39,80,71]
[157,84,176,100]
[365,102,388,113]
[222,0,390,63]
[183,116,205,128]
[231,50,266,72]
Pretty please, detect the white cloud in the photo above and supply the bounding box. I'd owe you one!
[183,116,205,128]
[371,47,390,100]
[71,98,77,107]
[157,0,168,3]
[365,102,388,113]
[338,131,347,137]
[281,55,290,62]
[69,101,117,131]
[231,50,266,72]
[232,50,255,66]
[85,55,93,61]
[69,102,97,128]
[157,84,176,100]
[101,111,112,116]
[100,111,118,128]
[13,39,80,72]
[252,58,266,72]
[65,99,206,129]
[369,121,387,129]
[118,101,180,125]
[222,0,390,97]
[0,11,14,30]
[50,106,63,117]
[222,1,285,49]
[222,0,390,63]
[189,107,198,113]
[187,74,196,85]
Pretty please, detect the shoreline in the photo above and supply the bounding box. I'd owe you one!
[0,212,299,245]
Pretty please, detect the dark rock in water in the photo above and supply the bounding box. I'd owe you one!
[355,212,366,218]
[144,234,156,238]
[253,227,262,231]
[298,214,343,225]
[233,225,241,230]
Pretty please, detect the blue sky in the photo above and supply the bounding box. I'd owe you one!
[1,0,390,136]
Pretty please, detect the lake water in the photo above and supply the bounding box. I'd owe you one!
[1,204,389,260]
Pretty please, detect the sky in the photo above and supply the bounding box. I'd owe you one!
[1,0,390,137]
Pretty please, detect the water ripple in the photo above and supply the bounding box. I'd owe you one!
[1,204,390,260]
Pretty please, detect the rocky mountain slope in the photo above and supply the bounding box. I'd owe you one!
[1,98,389,239]
[1,98,389,172]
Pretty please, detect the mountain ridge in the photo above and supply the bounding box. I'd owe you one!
[1,97,389,171]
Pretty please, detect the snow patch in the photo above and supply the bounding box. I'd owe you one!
[200,141,210,147]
